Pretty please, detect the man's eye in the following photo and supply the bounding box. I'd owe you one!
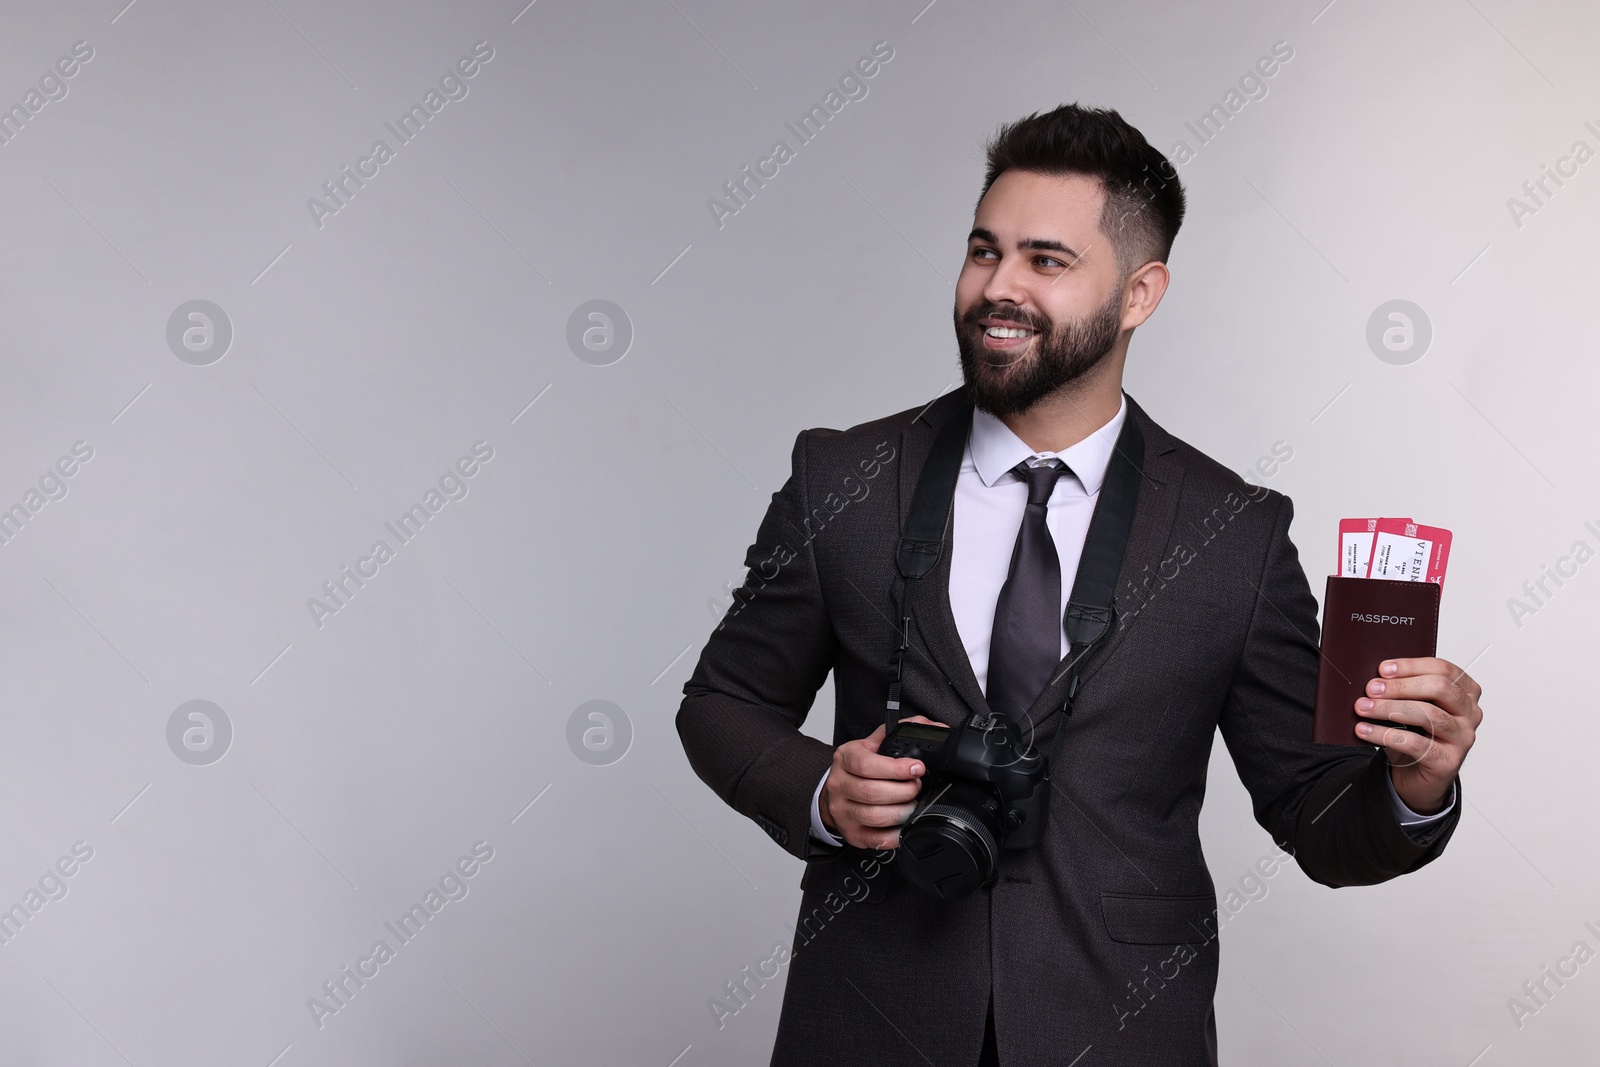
[1036,256,1066,269]
[971,248,997,261]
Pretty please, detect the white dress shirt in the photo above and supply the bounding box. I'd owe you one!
[809,396,1454,844]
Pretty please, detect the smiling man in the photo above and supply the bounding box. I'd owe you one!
[677,104,1480,1067]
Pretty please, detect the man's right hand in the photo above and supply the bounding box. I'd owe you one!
[820,716,945,850]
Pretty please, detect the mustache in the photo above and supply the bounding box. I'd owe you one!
[960,304,1050,333]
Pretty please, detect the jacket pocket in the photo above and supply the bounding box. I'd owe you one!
[799,847,897,904]
[1101,893,1217,946]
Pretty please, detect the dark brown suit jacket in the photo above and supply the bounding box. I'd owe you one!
[676,387,1460,1066]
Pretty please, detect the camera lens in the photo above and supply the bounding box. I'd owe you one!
[897,781,1002,901]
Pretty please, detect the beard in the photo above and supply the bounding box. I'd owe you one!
[954,288,1123,418]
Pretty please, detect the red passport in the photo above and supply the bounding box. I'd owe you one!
[1313,576,1441,746]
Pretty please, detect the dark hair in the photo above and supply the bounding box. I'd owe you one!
[978,103,1185,273]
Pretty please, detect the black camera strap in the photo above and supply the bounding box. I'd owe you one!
[887,392,1145,731]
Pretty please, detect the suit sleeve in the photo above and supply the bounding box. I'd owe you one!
[675,430,840,861]
[1218,493,1461,887]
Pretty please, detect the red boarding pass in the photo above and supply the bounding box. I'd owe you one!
[1338,517,1410,578]
[1368,517,1452,589]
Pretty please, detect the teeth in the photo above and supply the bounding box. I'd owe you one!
[986,326,1032,338]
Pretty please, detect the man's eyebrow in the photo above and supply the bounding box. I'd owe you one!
[966,228,1081,259]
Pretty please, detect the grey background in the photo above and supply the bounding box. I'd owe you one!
[0,0,1593,1063]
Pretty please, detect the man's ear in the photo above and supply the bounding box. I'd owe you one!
[1120,260,1170,331]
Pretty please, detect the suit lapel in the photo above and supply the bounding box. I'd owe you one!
[904,518,991,725]
[897,388,991,725]
[1073,396,1186,686]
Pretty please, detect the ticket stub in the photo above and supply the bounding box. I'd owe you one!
[1369,518,1452,587]
[1338,517,1411,578]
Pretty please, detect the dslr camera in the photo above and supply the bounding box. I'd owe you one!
[880,712,1050,901]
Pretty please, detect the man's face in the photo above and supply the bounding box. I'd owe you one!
[954,169,1130,417]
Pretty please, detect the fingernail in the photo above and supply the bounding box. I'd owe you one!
[911,763,923,776]
[1356,698,1374,712]
[1381,661,1398,676]
[1369,680,1385,695]
[1357,723,1373,736]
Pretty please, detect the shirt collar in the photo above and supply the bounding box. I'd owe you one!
[969,393,1128,494]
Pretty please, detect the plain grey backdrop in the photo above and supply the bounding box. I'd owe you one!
[0,0,1594,1063]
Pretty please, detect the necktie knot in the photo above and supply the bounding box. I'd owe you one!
[1014,459,1067,507]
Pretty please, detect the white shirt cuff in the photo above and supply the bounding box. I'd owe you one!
[1386,768,1456,828]
[809,767,843,846]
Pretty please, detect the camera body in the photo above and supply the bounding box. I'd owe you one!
[880,712,1050,901]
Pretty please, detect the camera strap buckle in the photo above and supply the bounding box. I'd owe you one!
[885,615,911,729]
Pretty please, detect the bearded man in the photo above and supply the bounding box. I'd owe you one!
[676,103,1481,1067]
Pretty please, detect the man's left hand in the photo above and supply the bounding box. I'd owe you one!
[1354,656,1483,815]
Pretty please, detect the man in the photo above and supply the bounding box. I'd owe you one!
[676,104,1481,1066]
